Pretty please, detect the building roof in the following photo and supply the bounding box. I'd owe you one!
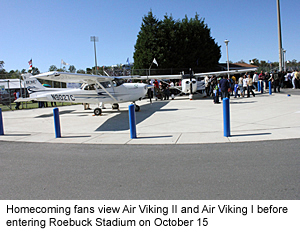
[218,62,258,70]
[0,79,25,90]
[232,62,258,68]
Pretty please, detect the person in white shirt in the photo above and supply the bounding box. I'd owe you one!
[253,72,259,91]
[204,76,210,96]
[291,71,296,89]
[243,75,248,97]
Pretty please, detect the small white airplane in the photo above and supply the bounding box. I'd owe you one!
[16,72,148,115]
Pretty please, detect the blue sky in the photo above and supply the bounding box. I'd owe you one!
[1,0,299,72]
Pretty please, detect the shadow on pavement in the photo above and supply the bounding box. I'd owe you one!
[230,132,271,137]
[35,110,75,118]
[95,101,175,131]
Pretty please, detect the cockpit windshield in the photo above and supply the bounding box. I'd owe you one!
[112,78,125,87]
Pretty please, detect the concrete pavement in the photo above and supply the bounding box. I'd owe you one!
[1,89,300,144]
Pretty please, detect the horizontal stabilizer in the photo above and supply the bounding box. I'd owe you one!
[14,97,38,102]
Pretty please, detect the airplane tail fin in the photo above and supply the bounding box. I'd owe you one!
[22,73,46,94]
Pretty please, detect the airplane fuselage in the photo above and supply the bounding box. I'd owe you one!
[29,83,148,104]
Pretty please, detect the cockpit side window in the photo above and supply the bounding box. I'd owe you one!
[100,81,111,88]
[113,78,125,86]
[82,81,114,90]
[83,84,96,90]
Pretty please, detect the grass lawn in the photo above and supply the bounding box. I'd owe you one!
[0,102,78,111]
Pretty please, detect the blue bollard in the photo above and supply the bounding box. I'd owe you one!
[257,80,261,92]
[223,98,230,137]
[53,108,61,138]
[0,108,4,135]
[128,104,137,139]
[269,81,272,95]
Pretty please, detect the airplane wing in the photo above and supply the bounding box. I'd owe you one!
[138,68,257,80]
[33,72,136,84]
[138,74,182,80]
[194,68,258,77]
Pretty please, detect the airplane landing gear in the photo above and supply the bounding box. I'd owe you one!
[94,108,102,116]
[135,104,140,112]
[131,102,140,112]
[112,103,119,110]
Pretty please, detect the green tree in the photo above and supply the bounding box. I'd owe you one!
[177,14,221,70]
[30,67,40,75]
[68,65,76,73]
[157,14,180,68]
[249,58,260,66]
[49,65,58,71]
[57,67,66,72]
[133,10,161,69]
[0,61,6,75]
[86,68,92,74]
[77,69,85,74]
[9,70,21,79]
[133,11,221,71]
[0,61,4,70]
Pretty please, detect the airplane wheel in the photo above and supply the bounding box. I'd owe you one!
[94,108,102,116]
[112,103,119,109]
[135,105,140,112]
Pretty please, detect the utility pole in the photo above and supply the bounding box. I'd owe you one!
[90,36,98,75]
[224,39,230,79]
[276,0,283,72]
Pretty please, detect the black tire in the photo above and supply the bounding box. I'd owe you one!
[112,103,119,109]
[94,108,102,116]
[135,105,140,112]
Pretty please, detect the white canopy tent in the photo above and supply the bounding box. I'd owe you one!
[0,79,25,90]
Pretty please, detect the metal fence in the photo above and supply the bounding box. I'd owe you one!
[0,76,27,109]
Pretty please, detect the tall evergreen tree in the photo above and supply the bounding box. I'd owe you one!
[157,14,180,68]
[134,11,221,71]
[133,10,161,69]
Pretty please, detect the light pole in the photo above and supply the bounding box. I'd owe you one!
[90,36,98,75]
[283,49,286,72]
[276,0,283,72]
[224,39,230,79]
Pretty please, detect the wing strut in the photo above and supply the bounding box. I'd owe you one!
[95,80,118,102]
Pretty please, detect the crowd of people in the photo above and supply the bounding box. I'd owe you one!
[257,70,300,90]
[204,70,300,104]
[151,79,176,101]
[143,70,300,105]
[205,73,255,104]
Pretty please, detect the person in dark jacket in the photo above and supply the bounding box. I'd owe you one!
[219,76,229,100]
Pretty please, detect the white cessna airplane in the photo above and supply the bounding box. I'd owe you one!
[16,72,148,115]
